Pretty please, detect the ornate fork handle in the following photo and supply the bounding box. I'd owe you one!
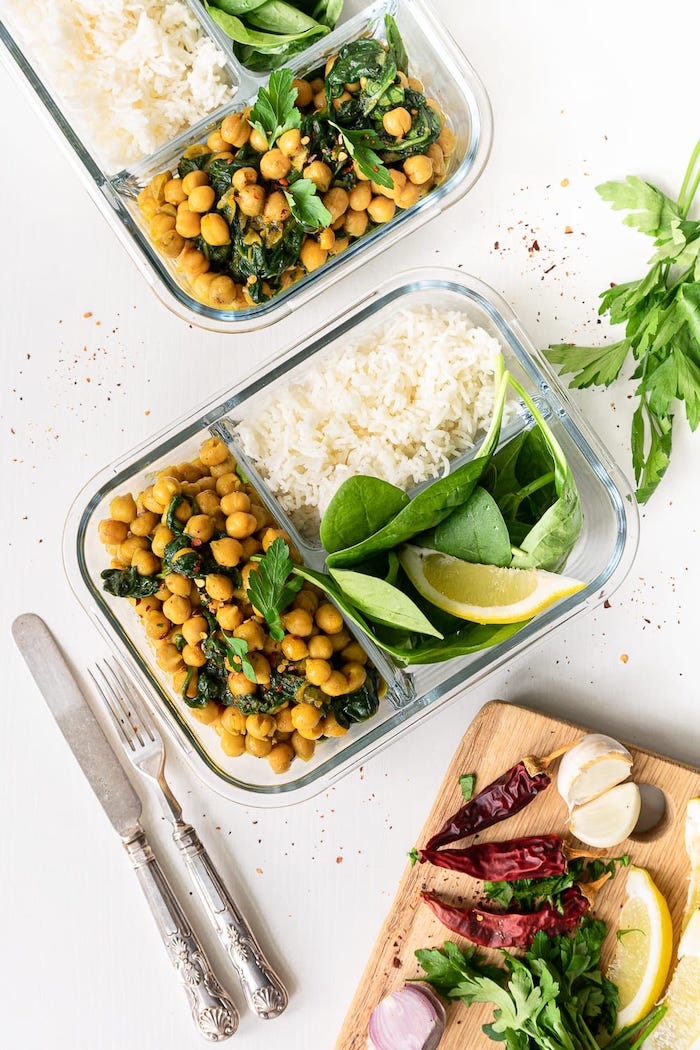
[172,822,288,1020]
[124,830,239,1041]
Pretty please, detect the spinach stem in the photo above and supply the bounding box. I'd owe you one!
[507,373,569,482]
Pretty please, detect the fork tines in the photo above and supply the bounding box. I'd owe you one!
[89,660,156,752]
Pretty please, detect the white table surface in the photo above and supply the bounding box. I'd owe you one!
[2,2,699,1047]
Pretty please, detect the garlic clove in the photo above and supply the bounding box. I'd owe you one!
[557,733,633,810]
[569,781,641,848]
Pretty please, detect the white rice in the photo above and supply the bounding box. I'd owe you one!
[7,0,234,172]
[235,306,504,536]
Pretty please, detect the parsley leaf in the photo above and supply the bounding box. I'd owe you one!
[545,137,700,502]
[247,538,303,641]
[459,772,476,801]
[248,69,300,150]
[283,175,332,230]
[330,121,394,189]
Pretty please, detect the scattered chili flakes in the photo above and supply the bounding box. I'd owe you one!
[564,225,573,234]
[256,867,263,874]
[336,856,343,864]
[144,410,151,416]
[560,178,570,187]
[83,311,93,318]
[619,653,629,664]
[603,599,611,609]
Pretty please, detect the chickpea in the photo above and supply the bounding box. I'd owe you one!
[395,181,421,210]
[158,229,186,258]
[282,608,313,637]
[132,549,160,576]
[199,213,230,248]
[232,167,258,192]
[206,574,234,602]
[234,619,266,651]
[150,212,176,238]
[220,490,250,515]
[294,589,320,616]
[246,714,276,740]
[135,594,161,616]
[382,106,412,139]
[313,89,326,109]
[305,658,332,686]
[139,196,158,220]
[329,628,352,653]
[182,171,209,197]
[164,178,187,205]
[186,185,215,214]
[275,128,300,158]
[353,160,370,182]
[291,703,322,733]
[343,662,367,692]
[303,161,332,193]
[344,209,369,237]
[307,634,333,660]
[180,615,207,647]
[173,667,198,700]
[240,562,260,593]
[268,743,294,774]
[214,473,239,497]
[407,76,424,92]
[199,437,229,466]
[367,195,396,224]
[182,514,213,544]
[194,489,220,516]
[332,89,352,112]
[320,712,348,737]
[437,125,456,156]
[249,504,270,530]
[237,184,265,217]
[296,721,324,741]
[246,734,272,758]
[260,149,292,181]
[373,169,406,200]
[249,652,271,686]
[292,78,313,107]
[320,670,350,697]
[300,238,328,273]
[331,235,350,255]
[209,537,243,569]
[207,130,230,154]
[340,641,368,665]
[176,204,201,240]
[162,594,191,625]
[226,511,258,539]
[275,707,294,733]
[130,510,160,537]
[315,603,344,635]
[156,642,184,674]
[151,525,174,558]
[318,227,335,251]
[240,536,262,560]
[191,700,220,725]
[426,143,446,179]
[182,643,207,668]
[263,191,292,225]
[220,731,246,757]
[281,636,309,662]
[217,604,243,631]
[220,112,251,148]
[404,154,433,185]
[249,126,269,152]
[221,706,247,734]
[118,536,150,564]
[209,456,236,479]
[228,670,257,696]
[163,572,191,597]
[291,731,315,761]
[152,475,180,507]
[348,181,372,211]
[144,609,171,640]
[110,494,137,523]
[323,187,349,222]
[98,519,129,545]
[210,275,240,309]
[178,246,209,279]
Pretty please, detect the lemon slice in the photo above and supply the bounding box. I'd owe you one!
[607,866,673,1032]
[683,797,700,932]
[397,544,585,624]
[644,910,700,1050]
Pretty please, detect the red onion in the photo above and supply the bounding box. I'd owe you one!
[367,982,446,1050]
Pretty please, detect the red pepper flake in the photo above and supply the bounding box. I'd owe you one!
[560,178,569,187]
[256,868,263,874]
[144,410,151,416]
[619,653,629,664]
[603,599,611,609]
[83,311,92,318]
[494,240,499,250]
[531,239,540,252]
[564,225,573,234]
[336,856,343,864]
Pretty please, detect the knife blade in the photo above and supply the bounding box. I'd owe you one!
[12,613,239,1042]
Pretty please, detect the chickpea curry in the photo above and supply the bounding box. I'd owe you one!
[137,16,455,310]
[97,436,383,775]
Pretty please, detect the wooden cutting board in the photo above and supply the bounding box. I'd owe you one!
[335,700,700,1050]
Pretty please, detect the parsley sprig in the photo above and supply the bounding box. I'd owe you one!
[247,537,303,641]
[248,68,300,150]
[545,138,700,502]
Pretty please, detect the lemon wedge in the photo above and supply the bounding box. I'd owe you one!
[607,866,673,1032]
[397,545,585,624]
[644,910,700,1050]
[683,797,700,933]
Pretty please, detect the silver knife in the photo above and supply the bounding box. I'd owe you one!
[12,613,239,1042]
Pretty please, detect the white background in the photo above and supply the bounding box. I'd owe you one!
[1,2,699,1048]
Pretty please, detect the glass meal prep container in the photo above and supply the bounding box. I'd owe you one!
[64,268,640,806]
[0,0,491,332]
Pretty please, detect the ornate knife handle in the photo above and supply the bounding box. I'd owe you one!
[172,822,288,1020]
[124,830,239,1041]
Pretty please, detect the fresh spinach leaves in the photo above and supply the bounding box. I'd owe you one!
[429,486,512,567]
[320,475,410,553]
[328,567,443,637]
[101,567,161,598]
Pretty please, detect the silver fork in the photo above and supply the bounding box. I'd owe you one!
[90,659,289,1021]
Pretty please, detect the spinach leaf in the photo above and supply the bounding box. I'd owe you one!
[325,365,510,568]
[430,486,512,567]
[377,89,442,160]
[330,666,381,727]
[205,3,328,71]
[320,475,409,553]
[325,39,396,123]
[178,151,212,178]
[165,493,187,534]
[397,620,528,665]
[101,567,160,599]
[328,567,443,637]
[384,13,409,74]
[161,534,204,578]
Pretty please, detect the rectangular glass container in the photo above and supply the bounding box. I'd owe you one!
[64,268,639,805]
[0,0,492,332]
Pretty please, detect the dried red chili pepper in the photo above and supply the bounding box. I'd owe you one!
[425,743,578,852]
[420,885,589,948]
[419,834,567,881]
